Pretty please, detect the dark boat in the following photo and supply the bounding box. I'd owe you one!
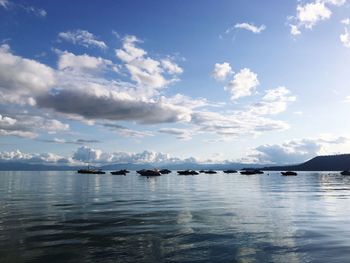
[110,169,129,175]
[199,170,205,173]
[281,171,297,176]
[77,168,105,174]
[223,170,237,174]
[240,169,264,175]
[159,169,171,174]
[204,170,217,174]
[77,152,105,174]
[137,169,161,176]
[341,170,350,175]
[177,170,199,175]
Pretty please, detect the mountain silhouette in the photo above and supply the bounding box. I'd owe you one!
[264,154,350,171]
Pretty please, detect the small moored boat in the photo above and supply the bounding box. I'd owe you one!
[223,170,237,174]
[204,170,217,174]
[137,169,161,176]
[110,169,129,175]
[159,169,171,174]
[281,171,297,176]
[77,168,105,174]
[240,169,264,175]
[177,170,199,175]
[341,170,350,175]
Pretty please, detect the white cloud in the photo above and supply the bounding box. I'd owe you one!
[0,44,55,105]
[0,0,9,8]
[225,68,259,100]
[290,0,346,34]
[341,18,350,25]
[234,23,266,34]
[41,138,100,144]
[290,24,301,35]
[36,85,192,124]
[102,123,153,138]
[0,114,69,138]
[57,51,113,72]
[72,146,190,164]
[212,62,233,81]
[340,28,350,47]
[249,87,296,115]
[115,35,182,91]
[191,110,289,139]
[58,30,107,49]
[158,128,194,140]
[0,150,71,164]
[25,6,46,17]
[161,59,183,74]
[297,1,331,29]
[250,135,349,164]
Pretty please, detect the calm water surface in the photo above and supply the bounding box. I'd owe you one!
[1,171,350,263]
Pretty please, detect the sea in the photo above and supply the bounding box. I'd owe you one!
[1,171,350,263]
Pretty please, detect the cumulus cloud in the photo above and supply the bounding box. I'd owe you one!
[161,59,183,74]
[225,68,259,100]
[0,44,55,105]
[340,28,350,47]
[115,35,182,91]
[290,24,301,35]
[58,29,107,49]
[250,135,349,164]
[249,87,296,115]
[0,114,69,138]
[0,43,194,128]
[0,150,71,164]
[36,87,192,124]
[234,23,266,34]
[212,62,233,81]
[57,51,113,72]
[72,146,190,164]
[290,0,346,34]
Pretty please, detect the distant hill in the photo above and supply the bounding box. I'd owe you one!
[264,154,350,171]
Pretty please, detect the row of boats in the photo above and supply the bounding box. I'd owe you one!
[76,168,305,176]
[77,167,350,176]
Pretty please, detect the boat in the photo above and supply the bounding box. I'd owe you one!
[223,170,237,174]
[341,170,350,175]
[137,169,161,176]
[204,170,217,174]
[77,151,105,174]
[240,169,264,175]
[110,169,129,175]
[199,170,205,173]
[77,168,105,174]
[281,171,297,176]
[159,169,171,174]
[177,170,199,175]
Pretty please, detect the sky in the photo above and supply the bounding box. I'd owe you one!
[1,0,350,166]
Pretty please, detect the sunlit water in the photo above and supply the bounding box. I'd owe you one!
[1,171,350,263]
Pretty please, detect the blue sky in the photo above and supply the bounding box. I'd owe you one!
[1,0,350,165]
